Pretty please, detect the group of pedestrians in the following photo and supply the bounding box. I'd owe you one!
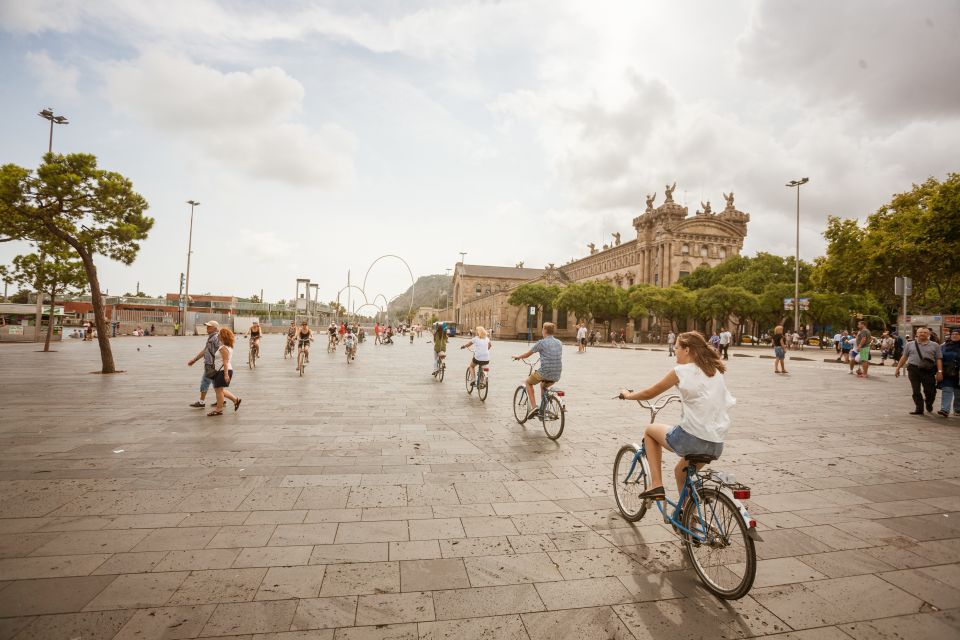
[187,320,241,416]
[895,327,960,417]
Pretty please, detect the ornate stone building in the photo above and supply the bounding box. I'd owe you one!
[451,186,750,339]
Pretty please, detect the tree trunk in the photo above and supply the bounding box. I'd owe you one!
[78,250,116,373]
[43,223,117,373]
[44,285,56,352]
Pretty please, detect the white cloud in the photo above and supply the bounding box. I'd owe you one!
[24,50,80,99]
[0,0,83,33]
[101,50,356,188]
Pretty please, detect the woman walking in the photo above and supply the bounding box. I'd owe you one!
[208,327,241,416]
[772,325,787,374]
[938,328,960,417]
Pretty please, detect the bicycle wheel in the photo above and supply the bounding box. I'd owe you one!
[437,363,445,382]
[248,348,255,369]
[298,351,305,377]
[613,444,648,522]
[465,367,475,395]
[512,386,529,424]
[477,371,489,401]
[682,488,756,599]
[542,394,565,440]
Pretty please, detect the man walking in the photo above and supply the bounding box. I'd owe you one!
[667,330,676,356]
[576,322,587,354]
[855,320,873,378]
[187,320,221,408]
[895,327,943,415]
[719,326,732,360]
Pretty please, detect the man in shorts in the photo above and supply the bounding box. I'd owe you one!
[576,322,587,353]
[855,320,872,378]
[512,322,563,419]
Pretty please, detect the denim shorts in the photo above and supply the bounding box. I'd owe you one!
[774,346,785,360]
[666,425,724,459]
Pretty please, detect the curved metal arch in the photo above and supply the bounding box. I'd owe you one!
[362,255,415,321]
[353,302,384,317]
[372,293,389,311]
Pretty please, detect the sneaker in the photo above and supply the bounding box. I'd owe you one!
[526,407,540,420]
[638,486,666,500]
[189,401,205,408]
[938,409,949,418]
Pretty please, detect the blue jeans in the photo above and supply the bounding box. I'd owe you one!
[941,384,960,414]
[200,370,213,395]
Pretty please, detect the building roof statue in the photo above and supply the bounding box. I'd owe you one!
[612,232,621,246]
[645,192,656,211]
[723,192,735,210]
[588,243,597,255]
[664,182,677,203]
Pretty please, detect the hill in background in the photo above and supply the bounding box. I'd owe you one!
[388,274,452,319]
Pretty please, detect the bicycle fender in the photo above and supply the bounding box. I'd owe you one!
[719,486,763,542]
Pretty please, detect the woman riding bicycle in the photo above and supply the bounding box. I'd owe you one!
[294,320,312,366]
[460,325,491,381]
[618,331,734,501]
[249,320,262,356]
[432,323,448,375]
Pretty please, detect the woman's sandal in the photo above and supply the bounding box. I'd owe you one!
[638,486,666,500]
[206,410,223,416]
[234,398,242,412]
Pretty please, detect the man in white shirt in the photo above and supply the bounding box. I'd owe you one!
[667,331,676,356]
[576,323,588,353]
[718,327,732,360]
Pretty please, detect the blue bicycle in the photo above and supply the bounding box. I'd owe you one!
[613,394,760,599]
[512,357,565,440]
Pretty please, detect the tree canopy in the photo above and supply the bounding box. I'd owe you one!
[813,172,960,314]
[0,153,153,372]
[507,283,560,310]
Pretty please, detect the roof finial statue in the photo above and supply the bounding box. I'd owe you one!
[588,242,597,255]
[723,192,735,209]
[701,201,712,215]
[645,192,656,211]
[664,182,677,203]
[515,261,524,268]
[612,232,621,246]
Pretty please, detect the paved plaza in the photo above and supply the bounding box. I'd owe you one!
[0,335,958,640]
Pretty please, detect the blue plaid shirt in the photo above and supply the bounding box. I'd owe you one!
[532,336,563,381]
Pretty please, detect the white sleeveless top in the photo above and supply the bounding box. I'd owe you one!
[215,345,233,371]
[674,363,735,443]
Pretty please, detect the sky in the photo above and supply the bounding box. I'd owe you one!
[1,0,958,306]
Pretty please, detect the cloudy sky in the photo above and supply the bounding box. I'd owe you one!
[1,0,958,305]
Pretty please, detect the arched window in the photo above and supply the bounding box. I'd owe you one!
[700,245,708,257]
[719,247,727,259]
[475,284,482,295]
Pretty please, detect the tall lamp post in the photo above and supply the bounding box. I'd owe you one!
[183,200,200,335]
[785,178,809,333]
[35,108,69,342]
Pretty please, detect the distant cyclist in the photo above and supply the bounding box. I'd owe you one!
[294,320,312,366]
[460,325,491,382]
[432,323,448,375]
[328,321,338,348]
[249,320,262,357]
[344,327,358,361]
[285,321,296,356]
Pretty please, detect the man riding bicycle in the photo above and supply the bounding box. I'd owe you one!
[294,320,312,366]
[512,322,562,420]
[328,321,338,348]
[285,321,297,355]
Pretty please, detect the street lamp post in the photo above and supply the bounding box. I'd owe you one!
[785,178,809,333]
[35,108,69,342]
[183,200,200,335]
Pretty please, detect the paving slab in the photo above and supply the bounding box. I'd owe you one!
[1,337,958,637]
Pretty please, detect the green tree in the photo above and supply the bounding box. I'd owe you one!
[9,241,87,352]
[649,285,694,334]
[0,153,153,373]
[626,283,660,320]
[805,292,849,337]
[554,282,592,322]
[329,301,346,316]
[507,283,560,316]
[814,173,960,315]
[581,280,625,322]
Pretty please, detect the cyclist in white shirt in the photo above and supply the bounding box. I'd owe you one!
[343,327,358,361]
[460,326,492,380]
[618,331,734,500]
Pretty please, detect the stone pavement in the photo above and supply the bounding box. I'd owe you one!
[0,335,958,640]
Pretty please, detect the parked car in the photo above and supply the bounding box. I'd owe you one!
[740,335,759,345]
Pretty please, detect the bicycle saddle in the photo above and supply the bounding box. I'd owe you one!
[685,454,716,465]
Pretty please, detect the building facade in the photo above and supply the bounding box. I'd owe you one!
[451,187,750,339]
